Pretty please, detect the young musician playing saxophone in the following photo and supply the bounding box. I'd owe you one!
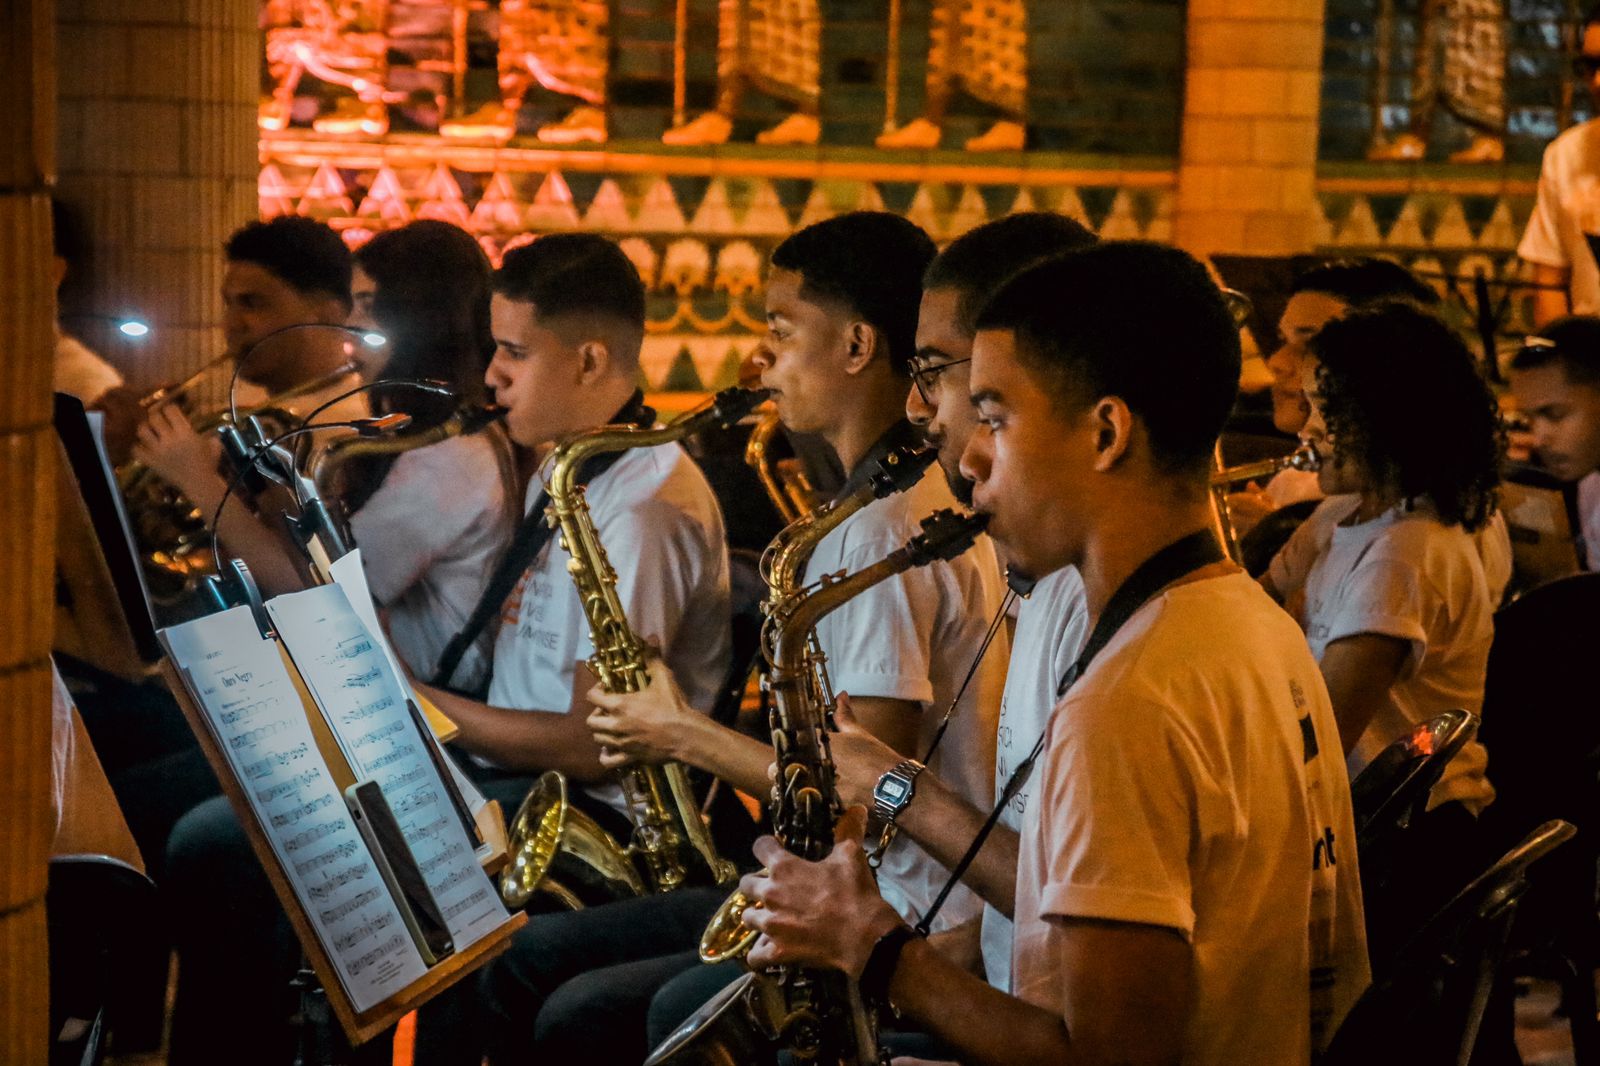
[159,221,515,1066]
[735,242,1369,1066]
[472,212,1011,1065]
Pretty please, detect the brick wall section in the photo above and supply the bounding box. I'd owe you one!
[56,0,259,397]
[1175,0,1327,257]
[0,0,57,1061]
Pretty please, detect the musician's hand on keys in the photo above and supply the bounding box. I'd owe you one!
[742,806,902,979]
[133,401,222,497]
[826,693,905,810]
[586,654,695,768]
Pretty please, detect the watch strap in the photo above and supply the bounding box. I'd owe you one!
[858,923,922,1010]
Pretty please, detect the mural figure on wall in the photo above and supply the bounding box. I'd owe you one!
[877,0,1029,151]
[1368,0,1506,163]
[662,0,824,146]
[439,0,611,143]
[260,0,397,135]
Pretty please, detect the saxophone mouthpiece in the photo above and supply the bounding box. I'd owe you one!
[906,509,989,566]
[710,386,772,426]
[464,404,510,432]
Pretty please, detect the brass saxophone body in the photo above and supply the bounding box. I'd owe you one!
[541,387,768,895]
[308,402,508,529]
[651,510,990,1066]
[745,407,818,524]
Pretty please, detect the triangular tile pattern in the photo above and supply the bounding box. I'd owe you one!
[298,162,354,218]
[526,173,582,230]
[357,166,412,222]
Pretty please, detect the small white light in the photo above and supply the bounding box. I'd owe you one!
[118,319,150,338]
[362,331,387,348]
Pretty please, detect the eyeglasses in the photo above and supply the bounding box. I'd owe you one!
[909,357,973,405]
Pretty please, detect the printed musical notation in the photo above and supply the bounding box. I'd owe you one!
[267,582,510,952]
[160,607,428,1012]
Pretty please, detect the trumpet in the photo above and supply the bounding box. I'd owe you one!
[651,510,991,1066]
[118,359,362,604]
[499,388,769,911]
[745,408,818,524]
[1208,442,1321,561]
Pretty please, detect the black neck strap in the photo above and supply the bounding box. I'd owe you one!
[915,528,1226,934]
[430,391,654,692]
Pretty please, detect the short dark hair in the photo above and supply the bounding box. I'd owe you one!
[493,234,646,349]
[975,240,1242,477]
[1512,315,1600,388]
[770,211,937,375]
[924,213,1099,333]
[1311,302,1502,532]
[1291,257,1439,308]
[225,217,352,308]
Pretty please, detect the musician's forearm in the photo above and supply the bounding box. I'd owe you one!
[673,714,777,797]
[888,937,1072,1066]
[897,774,1020,918]
[421,681,609,782]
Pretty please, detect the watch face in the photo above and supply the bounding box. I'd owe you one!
[876,777,910,804]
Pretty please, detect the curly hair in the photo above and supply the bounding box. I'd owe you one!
[1310,301,1503,531]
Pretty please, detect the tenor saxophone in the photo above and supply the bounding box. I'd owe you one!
[745,407,818,524]
[649,510,991,1066]
[543,387,769,894]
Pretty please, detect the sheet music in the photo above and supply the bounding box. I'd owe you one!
[160,607,427,1012]
[266,584,509,951]
[326,550,490,820]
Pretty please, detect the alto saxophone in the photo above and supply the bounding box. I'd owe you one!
[649,510,991,1066]
[745,407,818,524]
[542,387,769,895]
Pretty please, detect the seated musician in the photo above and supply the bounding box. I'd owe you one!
[735,241,1368,1065]
[1264,300,1502,961]
[161,232,723,1066]
[136,220,516,693]
[641,212,1100,1048]
[470,212,1012,1065]
[133,217,365,544]
[1509,315,1600,570]
[1232,257,1512,600]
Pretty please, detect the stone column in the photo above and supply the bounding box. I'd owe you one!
[1173,0,1326,258]
[0,0,60,1061]
[56,0,259,397]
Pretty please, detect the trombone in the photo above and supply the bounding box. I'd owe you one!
[1208,442,1321,561]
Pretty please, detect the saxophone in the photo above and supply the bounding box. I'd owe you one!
[648,509,991,1066]
[745,407,818,524]
[533,386,769,896]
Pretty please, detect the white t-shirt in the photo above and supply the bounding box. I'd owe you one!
[1580,471,1600,570]
[348,429,514,695]
[805,464,1009,933]
[1264,466,1324,510]
[1268,496,1496,814]
[1520,118,1600,315]
[53,329,123,405]
[487,442,732,815]
[980,566,1089,991]
[1012,572,1369,1063]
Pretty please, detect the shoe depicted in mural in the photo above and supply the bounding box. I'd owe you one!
[1367,0,1505,164]
[877,0,1028,152]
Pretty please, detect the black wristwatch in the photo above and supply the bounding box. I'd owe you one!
[859,923,922,1011]
[872,758,925,825]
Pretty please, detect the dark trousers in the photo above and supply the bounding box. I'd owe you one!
[475,889,726,1066]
